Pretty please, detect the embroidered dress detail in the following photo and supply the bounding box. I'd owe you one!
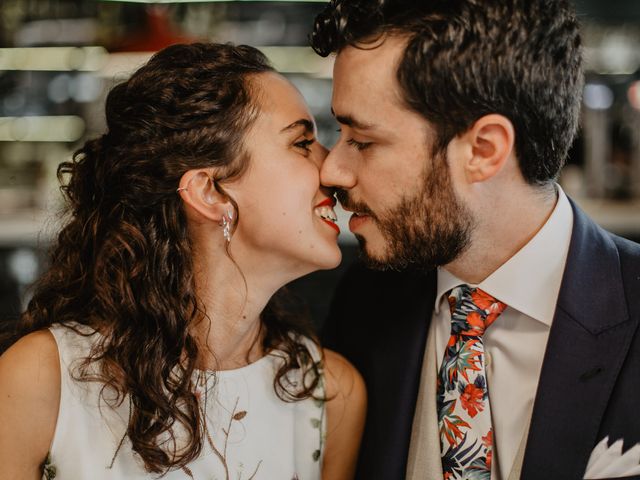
[310,367,326,464]
[42,453,56,480]
[46,323,325,480]
[437,285,507,480]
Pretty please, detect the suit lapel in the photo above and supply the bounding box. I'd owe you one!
[521,201,637,479]
[364,269,436,479]
[407,318,444,480]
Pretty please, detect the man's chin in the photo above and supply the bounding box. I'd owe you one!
[354,232,445,273]
[355,234,402,271]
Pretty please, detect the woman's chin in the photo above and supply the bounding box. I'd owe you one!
[299,246,343,274]
[318,245,342,270]
[319,249,342,270]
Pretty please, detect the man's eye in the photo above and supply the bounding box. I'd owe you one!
[294,139,315,152]
[347,138,372,151]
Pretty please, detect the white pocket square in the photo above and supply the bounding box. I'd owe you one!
[584,436,640,479]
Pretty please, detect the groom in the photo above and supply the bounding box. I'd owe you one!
[311,1,640,479]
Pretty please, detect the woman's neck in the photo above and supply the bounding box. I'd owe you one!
[190,253,281,371]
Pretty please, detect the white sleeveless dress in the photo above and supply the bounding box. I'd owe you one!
[46,322,326,480]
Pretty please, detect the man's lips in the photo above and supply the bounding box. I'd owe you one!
[348,212,370,231]
[336,193,373,232]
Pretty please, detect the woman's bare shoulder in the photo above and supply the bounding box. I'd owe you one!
[0,329,61,478]
[321,348,367,480]
[0,329,61,386]
[323,348,366,403]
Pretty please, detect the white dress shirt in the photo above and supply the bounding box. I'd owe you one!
[432,185,574,479]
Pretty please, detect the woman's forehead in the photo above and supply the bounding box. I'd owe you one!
[251,72,313,129]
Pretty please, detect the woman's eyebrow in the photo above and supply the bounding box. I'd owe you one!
[280,118,315,134]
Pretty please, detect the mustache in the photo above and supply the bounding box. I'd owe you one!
[335,189,376,218]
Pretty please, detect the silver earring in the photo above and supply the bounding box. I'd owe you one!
[222,209,234,242]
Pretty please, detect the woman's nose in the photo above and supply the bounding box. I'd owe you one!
[312,142,329,168]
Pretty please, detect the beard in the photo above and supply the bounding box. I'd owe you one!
[337,150,474,273]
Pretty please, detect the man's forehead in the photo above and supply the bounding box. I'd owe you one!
[332,50,407,121]
[331,40,433,140]
[333,40,406,98]
[335,34,407,68]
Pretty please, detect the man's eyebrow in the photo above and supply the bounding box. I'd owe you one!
[331,108,376,131]
[280,118,315,134]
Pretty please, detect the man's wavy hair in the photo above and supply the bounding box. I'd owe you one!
[10,43,322,474]
[310,0,584,185]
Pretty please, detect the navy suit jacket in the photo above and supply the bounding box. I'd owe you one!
[322,200,640,479]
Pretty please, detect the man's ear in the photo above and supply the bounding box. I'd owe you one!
[178,169,232,222]
[462,114,515,183]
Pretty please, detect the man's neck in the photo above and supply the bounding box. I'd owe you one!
[445,185,558,284]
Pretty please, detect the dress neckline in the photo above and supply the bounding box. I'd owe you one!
[194,350,280,379]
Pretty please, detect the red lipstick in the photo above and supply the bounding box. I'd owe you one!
[322,218,341,234]
[314,197,340,234]
[315,197,337,208]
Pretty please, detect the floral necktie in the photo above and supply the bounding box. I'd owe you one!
[437,285,507,480]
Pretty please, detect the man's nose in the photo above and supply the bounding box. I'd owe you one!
[320,145,356,190]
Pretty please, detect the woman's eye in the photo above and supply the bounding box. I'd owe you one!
[347,138,372,151]
[294,138,315,153]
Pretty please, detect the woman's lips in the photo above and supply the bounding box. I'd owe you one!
[313,197,339,234]
[322,218,341,234]
[315,197,337,208]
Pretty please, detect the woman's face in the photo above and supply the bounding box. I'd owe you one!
[227,72,341,274]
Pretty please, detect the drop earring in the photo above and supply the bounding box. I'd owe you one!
[221,209,234,242]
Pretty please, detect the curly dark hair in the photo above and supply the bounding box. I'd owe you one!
[10,43,322,474]
[310,0,584,185]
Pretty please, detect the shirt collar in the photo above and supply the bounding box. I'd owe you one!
[434,268,465,315]
[434,185,574,326]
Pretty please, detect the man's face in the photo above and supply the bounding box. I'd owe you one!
[321,35,474,271]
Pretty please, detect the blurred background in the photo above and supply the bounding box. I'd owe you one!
[0,0,639,332]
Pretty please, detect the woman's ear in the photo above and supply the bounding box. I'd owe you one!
[462,114,515,184]
[178,170,232,223]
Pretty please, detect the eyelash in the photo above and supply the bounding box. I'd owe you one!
[294,138,315,153]
[346,138,372,151]
[336,128,373,151]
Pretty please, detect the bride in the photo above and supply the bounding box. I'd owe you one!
[0,42,365,479]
